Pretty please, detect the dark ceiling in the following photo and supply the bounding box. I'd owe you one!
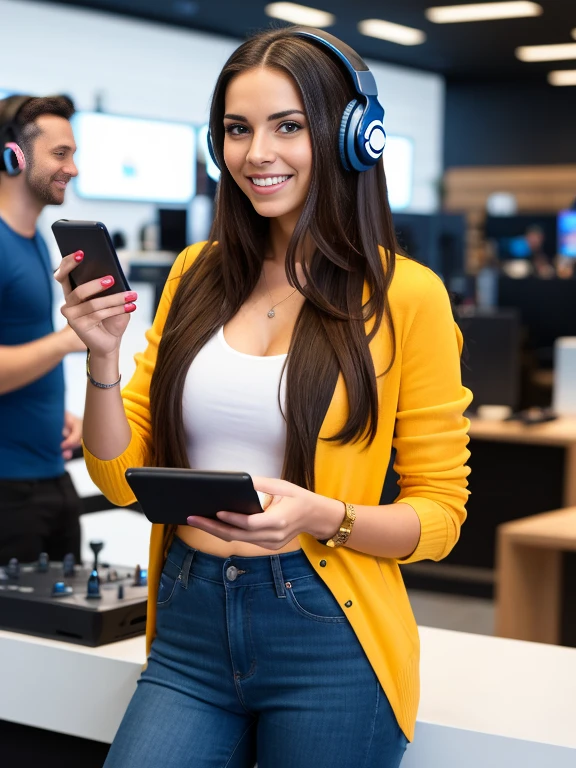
[29,0,576,81]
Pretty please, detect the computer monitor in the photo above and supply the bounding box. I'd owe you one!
[458,308,521,411]
[485,215,557,260]
[557,209,576,257]
[158,208,188,254]
[392,212,466,281]
[498,277,576,366]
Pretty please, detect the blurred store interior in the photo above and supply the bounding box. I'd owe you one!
[2,1,576,765]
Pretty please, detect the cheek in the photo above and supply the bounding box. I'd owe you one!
[290,143,313,177]
[223,141,245,175]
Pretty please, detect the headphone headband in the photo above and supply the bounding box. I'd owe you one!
[290,28,379,98]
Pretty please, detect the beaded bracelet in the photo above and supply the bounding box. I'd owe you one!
[86,349,121,390]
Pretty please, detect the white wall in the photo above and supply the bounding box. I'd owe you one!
[0,0,443,253]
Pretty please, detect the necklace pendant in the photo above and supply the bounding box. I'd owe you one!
[267,309,276,318]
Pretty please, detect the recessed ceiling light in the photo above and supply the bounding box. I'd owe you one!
[516,43,576,62]
[264,2,335,28]
[358,19,426,46]
[426,2,542,24]
[548,70,576,87]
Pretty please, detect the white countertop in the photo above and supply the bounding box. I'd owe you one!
[2,622,575,756]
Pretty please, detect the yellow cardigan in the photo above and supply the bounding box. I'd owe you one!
[84,242,471,741]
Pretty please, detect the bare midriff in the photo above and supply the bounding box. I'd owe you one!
[175,526,302,558]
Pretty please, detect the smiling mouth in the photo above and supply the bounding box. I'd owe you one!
[249,175,291,187]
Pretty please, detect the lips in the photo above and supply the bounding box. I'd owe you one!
[247,175,292,195]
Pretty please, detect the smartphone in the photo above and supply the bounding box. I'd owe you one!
[51,219,130,298]
[124,468,264,525]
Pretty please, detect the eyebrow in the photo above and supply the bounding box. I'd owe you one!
[52,144,76,152]
[223,109,305,122]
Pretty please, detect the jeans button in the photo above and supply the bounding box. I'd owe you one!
[226,565,238,581]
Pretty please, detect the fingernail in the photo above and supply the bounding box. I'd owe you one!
[74,251,84,262]
[124,302,137,313]
[124,292,138,302]
[101,276,114,287]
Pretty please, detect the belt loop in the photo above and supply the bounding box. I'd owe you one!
[179,549,195,589]
[270,555,286,598]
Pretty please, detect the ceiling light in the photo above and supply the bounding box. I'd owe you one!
[548,70,576,87]
[516,43,576,62]
[358,19,426,46]
[264,2,335,28]
[426,2,542,24]
[572,29,576,41]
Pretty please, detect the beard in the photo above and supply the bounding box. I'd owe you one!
[26,162,69,206]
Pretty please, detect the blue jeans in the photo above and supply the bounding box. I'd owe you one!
[104,536,408,768]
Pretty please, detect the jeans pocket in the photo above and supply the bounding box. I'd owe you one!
[285,574,347,623]
[156,558,182,607]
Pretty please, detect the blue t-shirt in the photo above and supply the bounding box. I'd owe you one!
[0,217,65,479]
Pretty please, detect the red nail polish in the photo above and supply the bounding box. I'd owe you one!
[101,276,114,287]
[74,251,84,262]
[124,292,138,302]
[124,303,137,313]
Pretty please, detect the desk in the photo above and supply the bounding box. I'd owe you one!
[496,507,576,646]
[469,417,576,507]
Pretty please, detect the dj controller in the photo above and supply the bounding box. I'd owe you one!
[0,542,148,647]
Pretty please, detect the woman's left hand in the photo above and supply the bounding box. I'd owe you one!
[186,476,343,550]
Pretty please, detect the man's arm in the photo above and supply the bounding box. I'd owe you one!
[0,325,85,395]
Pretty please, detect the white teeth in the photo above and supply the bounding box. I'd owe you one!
[251,175,289,187]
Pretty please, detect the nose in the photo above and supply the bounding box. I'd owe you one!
[245,128,276,166]
[65,159,79,178]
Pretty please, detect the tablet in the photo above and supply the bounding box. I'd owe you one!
[125,468,264,525]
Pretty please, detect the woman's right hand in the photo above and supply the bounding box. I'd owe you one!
[54,250,138,358]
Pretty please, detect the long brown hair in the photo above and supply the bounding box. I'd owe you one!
[150,26,399,490]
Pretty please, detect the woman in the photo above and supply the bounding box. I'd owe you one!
[56,26,471,768]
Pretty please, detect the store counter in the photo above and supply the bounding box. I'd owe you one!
[2,624,575,767]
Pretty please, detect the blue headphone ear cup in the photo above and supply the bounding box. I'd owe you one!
[339,99,359,172]
[206,129,220,171]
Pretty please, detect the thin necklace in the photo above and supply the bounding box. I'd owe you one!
[262,269,299,318]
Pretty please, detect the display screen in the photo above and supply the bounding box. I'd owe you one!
[72,112,196,203]
[383,135,413,211]
[557,210,576,257]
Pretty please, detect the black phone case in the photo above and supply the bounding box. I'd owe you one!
[124,468,264,525]
[51,219,130,298]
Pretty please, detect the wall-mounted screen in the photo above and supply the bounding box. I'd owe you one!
[72,112,196,204]
[384,135,413,211]
[557,210,576,257]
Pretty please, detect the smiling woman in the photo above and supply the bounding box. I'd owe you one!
[65,24,471,768]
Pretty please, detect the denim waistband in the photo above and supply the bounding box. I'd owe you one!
[166,534,315,593]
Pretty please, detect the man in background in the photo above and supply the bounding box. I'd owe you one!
[0,94,85,565]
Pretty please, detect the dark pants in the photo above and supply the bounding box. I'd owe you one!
[0,472,82,565]
[104,536,408,768]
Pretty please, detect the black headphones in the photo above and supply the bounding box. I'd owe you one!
[207,27,386,174]
[0,95,33,176]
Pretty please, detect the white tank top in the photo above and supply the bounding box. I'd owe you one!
[182,327,287,478]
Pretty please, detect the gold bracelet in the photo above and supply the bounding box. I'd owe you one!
[325,501,356,548]
[86,349,121,390]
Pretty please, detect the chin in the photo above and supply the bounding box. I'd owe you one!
[251,200,300,220]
